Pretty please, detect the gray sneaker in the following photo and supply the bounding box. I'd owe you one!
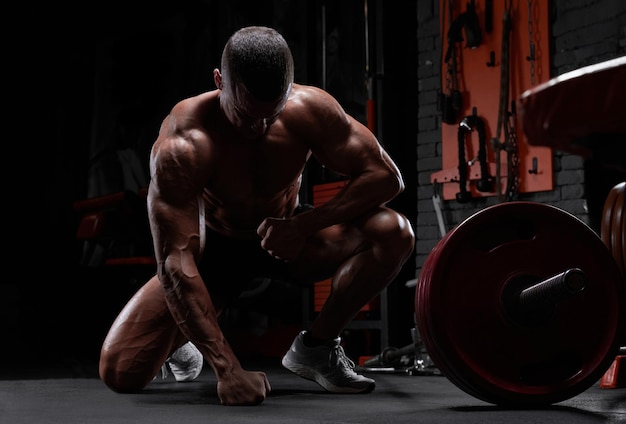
[282,331,375,393]
[162,341,203,382]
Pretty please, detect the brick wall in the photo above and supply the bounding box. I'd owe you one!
[415,0,626,273]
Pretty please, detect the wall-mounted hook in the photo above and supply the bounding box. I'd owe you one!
[486,51,496,67]
[526,44,536,61]
[528,156,538,174]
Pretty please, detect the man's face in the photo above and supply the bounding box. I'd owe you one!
[219,72,291,139]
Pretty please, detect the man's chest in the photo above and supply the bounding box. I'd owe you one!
[207,136,310,202]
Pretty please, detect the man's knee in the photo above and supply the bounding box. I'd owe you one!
[372,208,414,242]
[369,209,415,263]
[391,212,415,259]
[99,352,152,393]
[100,368,151,394]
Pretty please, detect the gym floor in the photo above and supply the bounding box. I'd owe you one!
[2,358,624,423]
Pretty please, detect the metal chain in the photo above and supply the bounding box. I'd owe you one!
[446,60,453,93]
[527,0,536,86]
[442,0,452,94]
[505,109,520,201]
[492,0,513,202]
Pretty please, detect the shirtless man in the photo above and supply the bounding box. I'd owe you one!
[99,26,415,406]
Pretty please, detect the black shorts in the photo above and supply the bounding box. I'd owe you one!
[197,204,313,304]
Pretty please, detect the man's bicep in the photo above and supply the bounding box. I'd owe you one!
[148,184,204,265]
[314,119,384,177]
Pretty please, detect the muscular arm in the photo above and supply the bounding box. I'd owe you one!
[290,86,405,234]
[257,86,405,261]
[148,110,268,405]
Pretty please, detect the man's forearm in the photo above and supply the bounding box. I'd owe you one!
[293,171,402,234]
[160,267,243,380]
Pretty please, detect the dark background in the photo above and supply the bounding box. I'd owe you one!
[4,0,418,374]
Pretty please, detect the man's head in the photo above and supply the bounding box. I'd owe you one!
[215,26,294,137]
[221,26,294,102]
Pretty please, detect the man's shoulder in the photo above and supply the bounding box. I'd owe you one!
[156,92,218,151]
[287,84,347,124]
[288,84,339,110]
[173,90,219,114]
[165,91,220,135]
[290,83,325,98]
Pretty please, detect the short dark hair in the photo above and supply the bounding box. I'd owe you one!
[221,26,294,102]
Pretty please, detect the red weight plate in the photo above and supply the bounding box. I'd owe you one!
[622,188,626,276]
[610,183,625,276]
[415,201,626,407]
[601,183,620,248]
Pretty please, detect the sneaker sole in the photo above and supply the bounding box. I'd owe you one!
[282,357,375,394]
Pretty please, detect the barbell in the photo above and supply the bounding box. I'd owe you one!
[415,201,626,407]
